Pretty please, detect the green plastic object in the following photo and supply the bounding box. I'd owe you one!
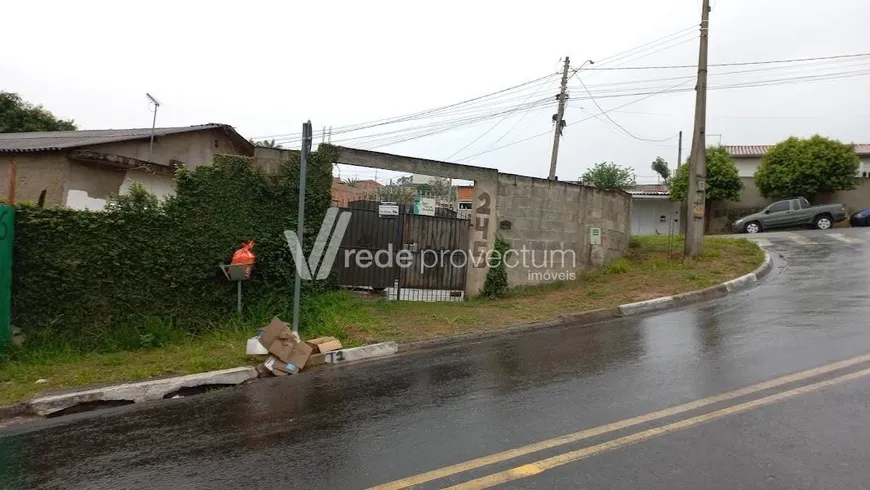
[0,206,13,343]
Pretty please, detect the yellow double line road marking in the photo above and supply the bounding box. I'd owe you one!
[369,353,870,490]
[448,366,870,489]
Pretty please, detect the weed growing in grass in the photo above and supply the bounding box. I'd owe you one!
[603,258,633,274]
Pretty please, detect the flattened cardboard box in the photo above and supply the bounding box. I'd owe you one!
[306,336,342,354]
[268,339,313,371]
[258,317,290,349]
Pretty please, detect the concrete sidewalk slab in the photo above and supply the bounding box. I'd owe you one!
[29,367,257,417]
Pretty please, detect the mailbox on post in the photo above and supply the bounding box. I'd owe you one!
[220,262,254,314]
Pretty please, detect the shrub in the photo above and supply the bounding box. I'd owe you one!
[12,146,338,345]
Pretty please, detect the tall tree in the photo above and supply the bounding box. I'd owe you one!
[580,162,636,191]
[670,145,742,202]
[754,135,859,203]
[0,92,76,133]
[651,156,670,183]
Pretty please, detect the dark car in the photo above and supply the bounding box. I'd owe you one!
[850,208,870,227]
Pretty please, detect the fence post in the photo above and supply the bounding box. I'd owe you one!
[0,205,14,343]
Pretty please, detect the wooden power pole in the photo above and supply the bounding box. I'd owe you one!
[685,0,710,257]
[548,56,571,180]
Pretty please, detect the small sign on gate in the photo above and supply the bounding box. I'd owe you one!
[378,202,399,218]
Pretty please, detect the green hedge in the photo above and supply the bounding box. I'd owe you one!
[12,146,338,342]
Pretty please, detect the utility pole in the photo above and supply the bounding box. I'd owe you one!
[677,130,683,167]
[548,56,571,180]
[685,0,710,257]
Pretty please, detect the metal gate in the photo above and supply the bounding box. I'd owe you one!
[335,202,469,301]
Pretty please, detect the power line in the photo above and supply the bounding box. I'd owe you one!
[445,74,557,160]
[569,57,870,91]
[593,25,698,67]
[573,73,679,142]
[459,78,696,162]
[583,52,870,71]
[252,72,559,141]
[563,67,870,102]
[598,34,698,70]
[329,98,555,149]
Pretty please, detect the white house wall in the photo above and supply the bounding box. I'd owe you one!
[631,198,681,235]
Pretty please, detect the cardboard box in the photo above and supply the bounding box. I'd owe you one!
[268,338,313,367]
[306,336,343,354]
[305,352,328,368]
[263,356,289,376]
[246,337,269,356]
[258,317,290,349]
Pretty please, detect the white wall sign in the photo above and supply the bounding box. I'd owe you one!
[590,227,602,246]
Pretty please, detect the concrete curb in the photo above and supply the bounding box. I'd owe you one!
[398,308,619,354]
[323,342,398,363]
[402,250,773,354]
[3,250,773,423]
[28,366,258,417]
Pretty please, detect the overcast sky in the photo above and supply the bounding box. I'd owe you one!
[4,0,869,184]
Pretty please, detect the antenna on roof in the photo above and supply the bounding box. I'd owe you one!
[146,93,161,164]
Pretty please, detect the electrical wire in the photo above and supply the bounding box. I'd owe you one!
[569,56,870,91]
[597,34,698,70]
[593,25,698,67]
[563,67,870,102]
[251,72,559,142]
[445,74,558,160]
[458,78,696,162]
[573,73,678,142]
[583,52,870,71]
[329,98,554,148]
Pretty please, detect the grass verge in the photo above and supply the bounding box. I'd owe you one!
[0,235,763,406]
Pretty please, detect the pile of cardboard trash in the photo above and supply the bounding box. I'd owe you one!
[246,317,342,376]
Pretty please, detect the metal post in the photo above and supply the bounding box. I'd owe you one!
[146,93,160,164]
[237,280,242,314]
[395,210,405,301]
[292,121,313,335]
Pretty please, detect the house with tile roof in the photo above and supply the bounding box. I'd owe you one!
[0,123,253,210]
[717,143,870,215]
[624,184,681,235]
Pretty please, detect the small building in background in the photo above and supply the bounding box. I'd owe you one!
[625,184,680,235]
[0,124,253,210]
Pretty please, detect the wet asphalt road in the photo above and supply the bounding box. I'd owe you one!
[2,228,870,489]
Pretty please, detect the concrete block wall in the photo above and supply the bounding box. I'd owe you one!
[496,173,631,287]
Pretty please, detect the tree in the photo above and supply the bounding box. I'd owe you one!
[754,135,859,203]
[580,162,635,191]
[669,145,742,202]
[250,139,283,149]
[343,178,360,188]
[0,91,76,132]
[651,156,670,183]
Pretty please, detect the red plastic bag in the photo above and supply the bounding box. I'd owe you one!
[232,241,256,278]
